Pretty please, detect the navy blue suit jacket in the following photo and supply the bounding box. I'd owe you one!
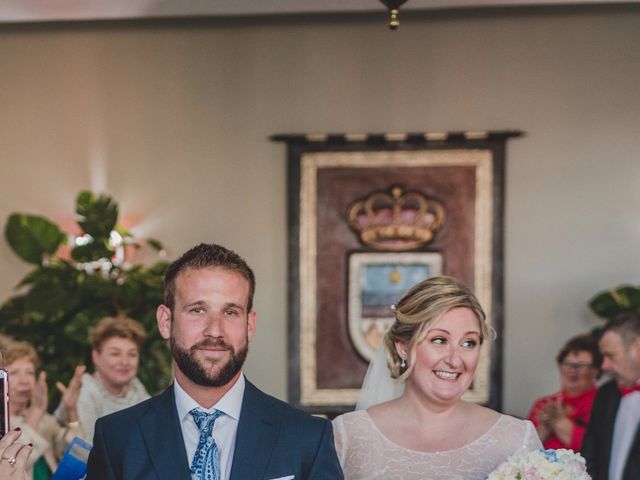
[86,380,343,480]
[582,380,640,480]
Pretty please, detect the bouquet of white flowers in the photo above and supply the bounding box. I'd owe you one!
[487,448,591,480]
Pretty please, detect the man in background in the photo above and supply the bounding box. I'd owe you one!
[87,242,343,480]
[582,311,640,480]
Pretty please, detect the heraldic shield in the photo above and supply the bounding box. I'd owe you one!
[348,251,443,362]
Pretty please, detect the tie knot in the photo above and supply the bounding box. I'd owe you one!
[190,408,223,435]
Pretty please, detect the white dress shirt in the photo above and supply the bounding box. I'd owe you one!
[174,374,245,480]
[609,386,640,480]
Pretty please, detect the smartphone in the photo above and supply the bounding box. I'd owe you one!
[0,369,8,438]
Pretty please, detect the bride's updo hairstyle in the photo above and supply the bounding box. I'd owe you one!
[384,275,490,381]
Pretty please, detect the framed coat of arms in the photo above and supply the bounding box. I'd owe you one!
[272,131,520,416]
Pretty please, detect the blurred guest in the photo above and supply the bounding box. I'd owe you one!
[1,344,33,480]
[0,428,33,480]
[56,315,149,442]
[582,312,640,480]
[527,333,602,451]
[1,340,84,479]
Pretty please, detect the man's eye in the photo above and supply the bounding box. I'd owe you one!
[224,309,239,316]
[190,307,204,314]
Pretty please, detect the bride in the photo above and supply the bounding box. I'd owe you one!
[332,276,542,479]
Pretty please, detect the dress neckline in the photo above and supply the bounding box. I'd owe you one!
[362,409,504,454]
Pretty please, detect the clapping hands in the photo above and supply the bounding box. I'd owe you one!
[24,371,49,430]
[56,365,86,423]
[25,365,85,429]
[535,397,574,445]
[537,397,572,424]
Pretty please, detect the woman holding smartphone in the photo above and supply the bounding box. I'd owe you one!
[1,342,34,480]
[1,341,84,479]
[0,428,33,480]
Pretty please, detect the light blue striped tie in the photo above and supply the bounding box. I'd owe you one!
[190,408,224,480]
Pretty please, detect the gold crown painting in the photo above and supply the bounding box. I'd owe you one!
[347,186,446,251]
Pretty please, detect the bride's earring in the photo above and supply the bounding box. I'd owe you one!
[400,357,406,369]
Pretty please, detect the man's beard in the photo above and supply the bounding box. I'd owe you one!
[170,336,248,387]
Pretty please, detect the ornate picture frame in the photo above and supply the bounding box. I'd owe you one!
[272,131,520,416]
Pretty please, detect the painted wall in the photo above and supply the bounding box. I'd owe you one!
[0,5,638,417]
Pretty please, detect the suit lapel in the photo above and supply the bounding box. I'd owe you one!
[139,386,192,480]
[229,381,279,480]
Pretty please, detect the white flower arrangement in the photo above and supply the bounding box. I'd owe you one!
[487,448,591,480]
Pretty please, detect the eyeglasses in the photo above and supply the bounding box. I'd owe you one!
[560,362,593,371]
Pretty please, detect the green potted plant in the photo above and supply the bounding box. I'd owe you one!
[589,285,640,320]
[0,191,172,404]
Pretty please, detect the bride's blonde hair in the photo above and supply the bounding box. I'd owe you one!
[383,276,491,380]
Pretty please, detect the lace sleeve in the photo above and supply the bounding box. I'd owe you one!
[522,419,543,450]
[331,414,347,467]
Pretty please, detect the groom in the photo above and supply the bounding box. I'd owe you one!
[86,243,343,480]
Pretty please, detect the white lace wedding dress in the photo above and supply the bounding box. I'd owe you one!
[332,410,542,480]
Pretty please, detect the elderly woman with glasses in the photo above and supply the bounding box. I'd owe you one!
[527,333,602,451]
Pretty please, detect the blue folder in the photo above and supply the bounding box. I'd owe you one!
[51,436,92,480]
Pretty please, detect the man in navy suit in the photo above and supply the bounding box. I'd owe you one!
[582,312,640,480]
[87,243,343,480]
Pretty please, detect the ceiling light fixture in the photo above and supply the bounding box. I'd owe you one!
[379,0,409,30]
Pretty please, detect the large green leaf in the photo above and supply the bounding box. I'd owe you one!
[589,284,640,319]
[75,191,118,239]
[5,213,67,265]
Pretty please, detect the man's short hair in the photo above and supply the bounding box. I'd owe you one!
[90,315,147,351]
[163,243,256,312]
[601,311,640,348]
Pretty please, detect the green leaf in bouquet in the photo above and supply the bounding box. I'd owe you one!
[5,213,67,264]
[75,191,118,239]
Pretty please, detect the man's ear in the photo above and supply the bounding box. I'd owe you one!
[247,310,257,343]
[157,305,172,340]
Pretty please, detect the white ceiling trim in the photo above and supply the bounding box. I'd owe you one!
[0,0,634,23]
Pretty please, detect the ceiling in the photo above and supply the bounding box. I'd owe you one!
[0,0,634,24]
